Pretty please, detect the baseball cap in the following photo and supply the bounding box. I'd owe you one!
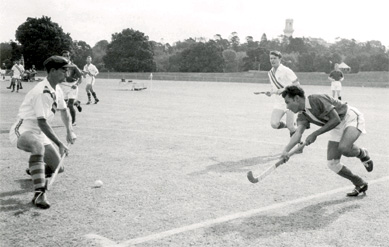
[270,51,282,58]
[43,56,74,70]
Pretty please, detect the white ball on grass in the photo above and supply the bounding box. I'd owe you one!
[94,180,103,187]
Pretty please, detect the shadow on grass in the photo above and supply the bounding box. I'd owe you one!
[0,179,34,215]
[205,197,364,239]
[189,154,282,176]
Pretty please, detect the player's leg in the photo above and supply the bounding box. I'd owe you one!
[337,90,341,100]
[67,98,76,125]
[86,84,92,104]
[16,132,51,208]
[270,109,286,130]
[285,110,297,136]
[90,78,99,104]
[327,141,367,196]
[43,143,64,175]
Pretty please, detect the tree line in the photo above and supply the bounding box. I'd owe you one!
[1,16,388,73]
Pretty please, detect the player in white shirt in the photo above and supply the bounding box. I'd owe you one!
[9,56,77,209]
[264,51,300,137]
[83,56,99,104]
[8,60,24,92]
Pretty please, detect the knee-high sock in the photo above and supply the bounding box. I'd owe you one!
[68,104,76,123]
[337,166,365,186]
[92,92,98,100]
[87,93,91,101]
[29,155,45,190]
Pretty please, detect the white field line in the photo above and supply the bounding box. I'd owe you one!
[85,176,389,247]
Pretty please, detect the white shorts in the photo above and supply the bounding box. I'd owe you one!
[331,81,342,91]
[60,84,79,100]
[12,76,21,80]
[9,119,52,146]
[85,76,95,85]
[329,107,366,142]
[273,94,287,110]
[0,69,5,75]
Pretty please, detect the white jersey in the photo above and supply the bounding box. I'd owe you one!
[83,63,99,85]
[268,64,298,109]
[11,64,24,79]
[16,78,67,125]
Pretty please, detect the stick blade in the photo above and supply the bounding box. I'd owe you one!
[247,171,259,183]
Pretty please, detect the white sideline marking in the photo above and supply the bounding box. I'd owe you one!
[85,176,389,247]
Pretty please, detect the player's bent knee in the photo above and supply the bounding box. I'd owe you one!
[338,143,351,156]
[327,159,343,173]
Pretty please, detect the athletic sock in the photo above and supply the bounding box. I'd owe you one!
[92,92,98,100]
[277,121,286,129]
[357,148,366,159]
[29,155,46,190]
[337,166,365,186]
[87,93,91,101]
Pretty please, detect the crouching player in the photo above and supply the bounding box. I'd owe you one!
[9,56,77,209]
[280,85,373,197]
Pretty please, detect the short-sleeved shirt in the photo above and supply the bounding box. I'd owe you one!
[297,94,348,129]
[268,64,299,108]
[11,64,24,78]
[17,78,67,125]
[329,70,344,81]
[268,64,298,91]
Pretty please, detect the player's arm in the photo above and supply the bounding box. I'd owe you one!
[37,118,69,156]
[283,124,306,152]
[305,109,340,145]
[59,108,76,144]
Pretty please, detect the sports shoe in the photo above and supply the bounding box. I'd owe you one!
[94,98,99,104]
[359,148,373,172]
[72,122,77,126]
[32,189,50,209]
[6,86,11,89]
[347,183,368,197]
[86,101,91,105]
[76,104,82,112]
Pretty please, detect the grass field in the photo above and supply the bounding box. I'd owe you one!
[1,78,389,247]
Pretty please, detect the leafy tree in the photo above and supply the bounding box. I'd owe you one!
[222,49,238,72]
[179,41,224,72]
[344,56,361,73]
[15,16,73,69]
[298,52,316,72]
[229,32,240,52]
[71,40,92,68]
[104,28,155,72]
[213,34,230,50]
[92,40,109,69]
[0,42,14,68]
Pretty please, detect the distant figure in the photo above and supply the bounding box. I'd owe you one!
[1,63,6,80]
[83,56,99,104]
[328,63,344,100]
[265,50,300,137]
[8,60,24,92]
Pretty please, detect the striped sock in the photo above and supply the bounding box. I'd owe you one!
[277,121,286,129]
[29,155,46,190]
[337,166,365,186]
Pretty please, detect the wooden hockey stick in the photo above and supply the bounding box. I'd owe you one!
[247,142,306,183]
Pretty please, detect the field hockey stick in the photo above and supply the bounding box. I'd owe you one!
[46,144,70,190]
[253,91,267,95]
[247,142,306,183]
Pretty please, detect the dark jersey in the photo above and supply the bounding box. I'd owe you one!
[329,70,344,81]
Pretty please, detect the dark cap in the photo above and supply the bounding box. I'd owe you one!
[43,56,74,71]
[270,50,282,58]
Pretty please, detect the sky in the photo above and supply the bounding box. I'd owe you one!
[1,0,389,48]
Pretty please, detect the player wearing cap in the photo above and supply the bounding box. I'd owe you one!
[83,56,99,104]
[280,85,373,197]
[9,56,77,209]
[265,51,300,137]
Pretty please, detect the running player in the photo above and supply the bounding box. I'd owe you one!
[59,50,83,126]
[265,51,300,137]
[280,85,373,197]
[328,63,344,100]
[83,56,99,104]
[9,56,76,209]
